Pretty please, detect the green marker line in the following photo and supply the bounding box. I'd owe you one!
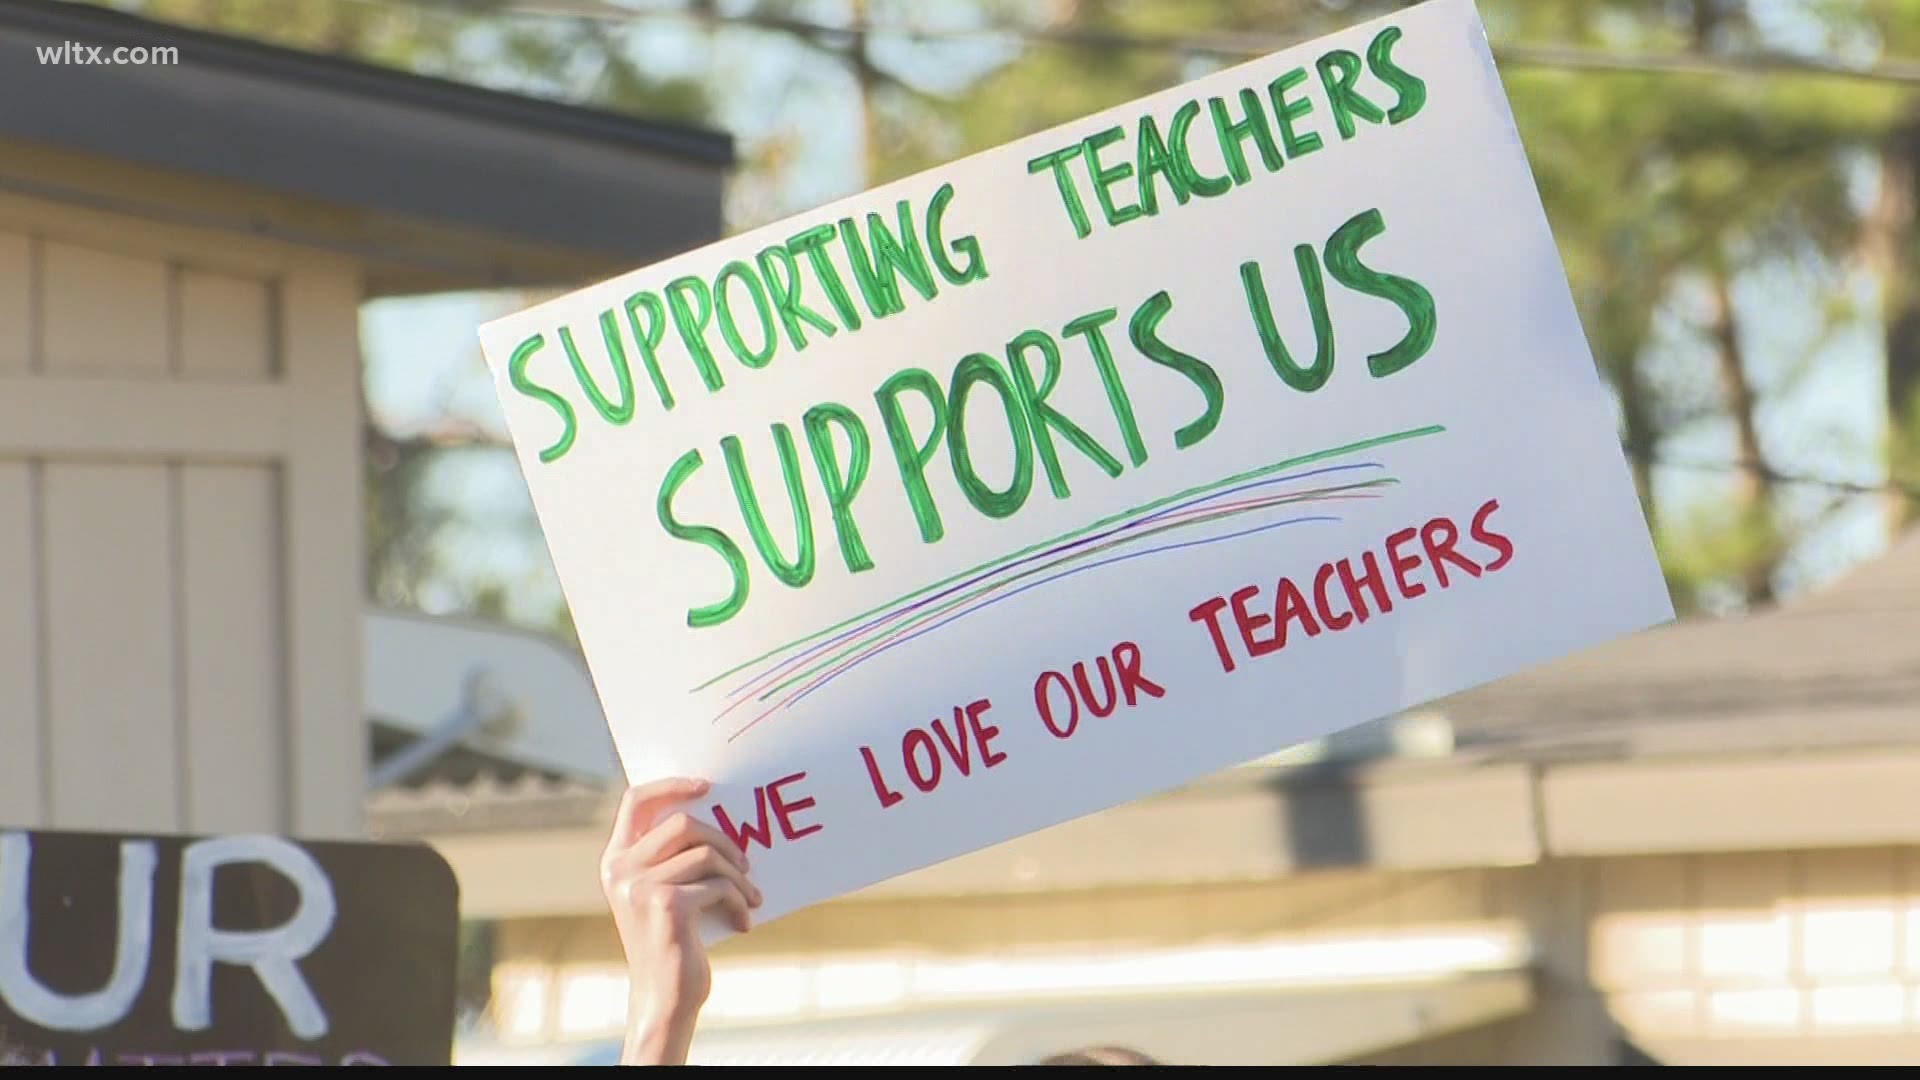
[691,422,1446,693]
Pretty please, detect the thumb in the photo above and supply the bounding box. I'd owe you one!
[609,777,710,850]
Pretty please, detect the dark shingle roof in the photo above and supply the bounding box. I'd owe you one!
[1441,530,1920,761]
[0,0,732,284]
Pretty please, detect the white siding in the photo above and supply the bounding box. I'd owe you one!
[283,267,366,835]
[181,268,274,378]
[0,463,41,823]
[180,465,283,832]
[0,189,364,838]
[42,463,180,830]
[0,232,28,372]
[41,241,170,375]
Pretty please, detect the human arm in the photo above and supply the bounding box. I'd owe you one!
[599,778,762,1065]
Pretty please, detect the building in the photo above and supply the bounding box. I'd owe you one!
[0,0,728,840]
[394,530,1920,1066]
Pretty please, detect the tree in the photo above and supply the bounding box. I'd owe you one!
[1827,0,1920,532]
[1487,0,1886,608]
[108,0,1913,618]
[877,0,1891,610]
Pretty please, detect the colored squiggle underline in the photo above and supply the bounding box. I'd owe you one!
[754,493,1372,711]
[691,423,1446,694]
[731,497,1367,736]
[731,498,1354,736]
[727,510,1340,742]
[708,486,1382,729]
[719,462,1388,706]
[737,483,1389,712]
[722,463,1381,704]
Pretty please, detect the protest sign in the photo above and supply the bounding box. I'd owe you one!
[479,0,1673,928]
[0,829,457,1066]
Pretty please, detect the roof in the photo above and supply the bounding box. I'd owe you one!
[370,722,581,790]
[1797,524,1920,613]
[1437,527,1920,762]
[0,0,732,291]
[368,772,609,837]
[364,608,620,786]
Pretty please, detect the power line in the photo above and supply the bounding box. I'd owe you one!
[479,0,1920,89]
[1498,42,1920,87]
[1643,455,1917,499]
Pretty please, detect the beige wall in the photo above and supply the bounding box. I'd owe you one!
[1367,847,1920,1064]
[486,867,1532,1049]
[0,189,364,838]
[485,847,1920,1064]
[1588,847,1920,1064]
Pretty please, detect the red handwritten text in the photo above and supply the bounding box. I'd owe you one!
[1188,498,1516,674]
[860,698,1007,808]
[1034,640,1166,740]
[711,771,825,851]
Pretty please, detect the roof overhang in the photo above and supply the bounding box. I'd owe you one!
[0,0,731,294]
[1439,528,1920,742]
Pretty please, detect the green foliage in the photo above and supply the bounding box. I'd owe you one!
[1657,496,1789,614]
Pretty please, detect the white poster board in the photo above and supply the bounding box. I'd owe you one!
[479,0,1672,926]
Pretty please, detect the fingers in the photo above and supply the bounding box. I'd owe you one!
[679,878,754,934]
[629,812,749,875]
[651,845,763,910]
[608,777,710,851]
[601,779,760,938]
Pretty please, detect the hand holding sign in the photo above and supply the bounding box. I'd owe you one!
[601,778,762,1067]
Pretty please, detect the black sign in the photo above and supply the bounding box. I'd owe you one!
[0,828,459,1066]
